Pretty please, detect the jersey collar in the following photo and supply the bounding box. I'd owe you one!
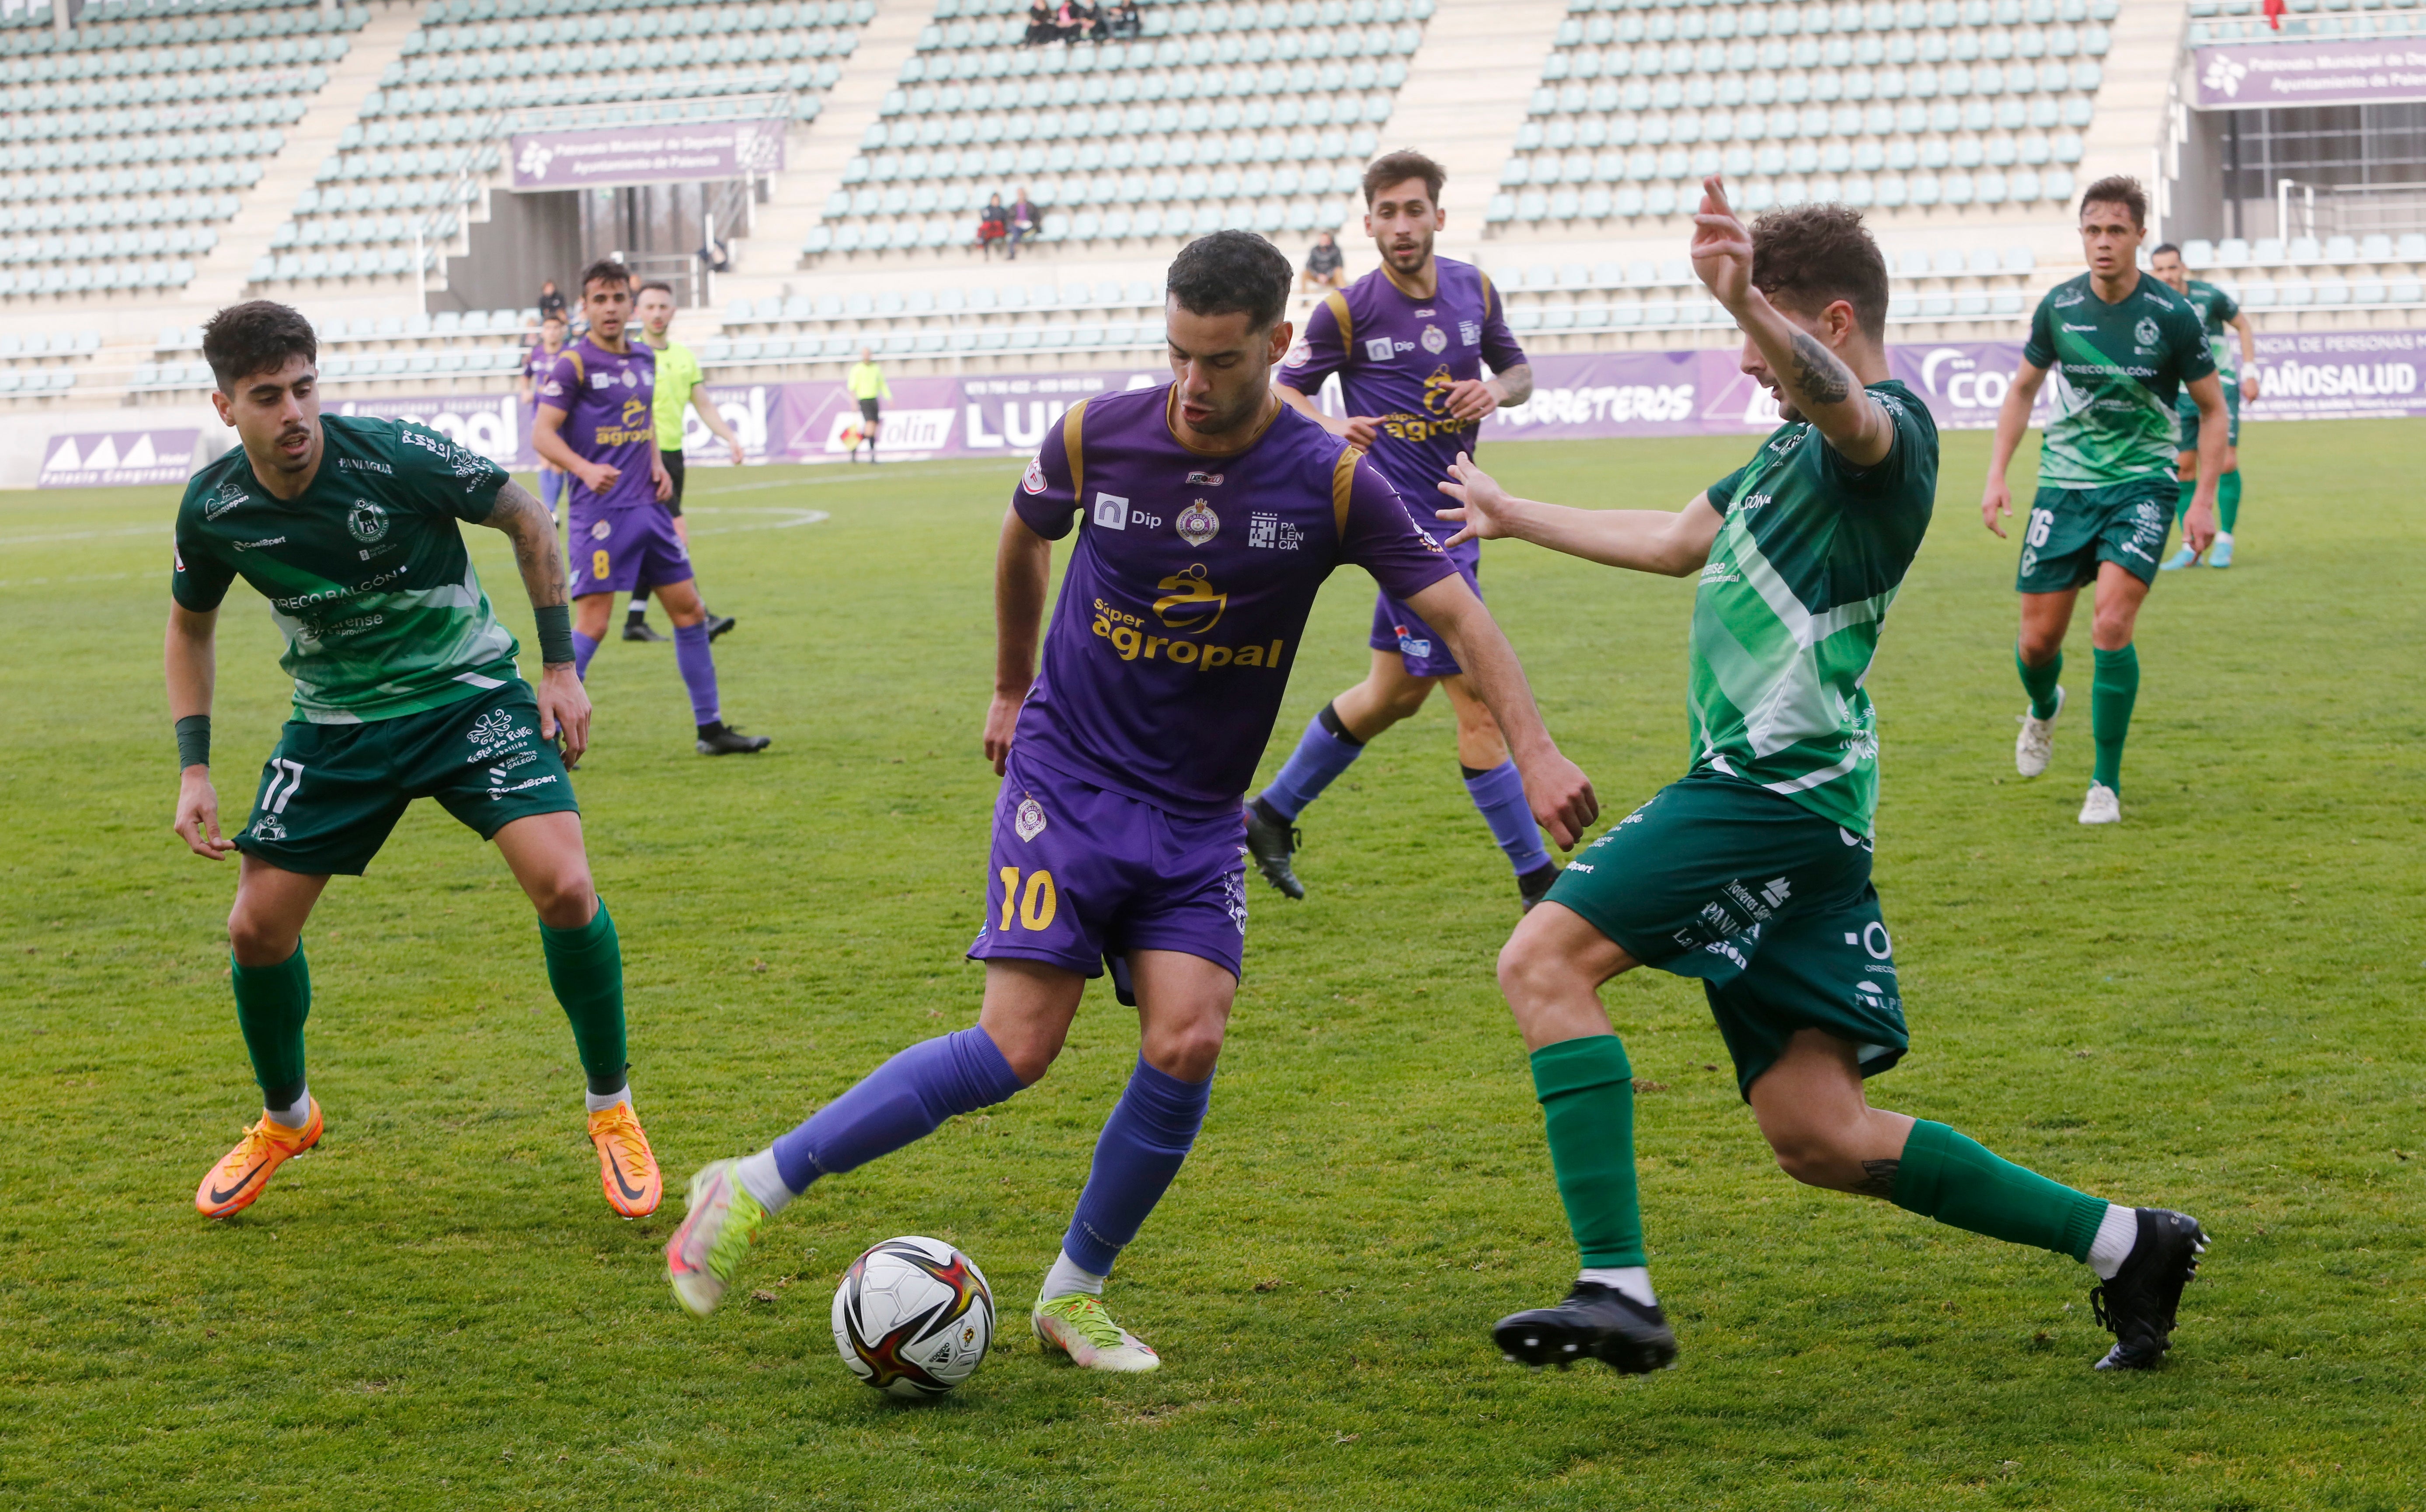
[1163,385,1283,456]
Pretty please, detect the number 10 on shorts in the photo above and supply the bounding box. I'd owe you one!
[997,867,1058,932]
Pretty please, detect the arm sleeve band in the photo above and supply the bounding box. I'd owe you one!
[175,714,211,770]
[533,603,577,665]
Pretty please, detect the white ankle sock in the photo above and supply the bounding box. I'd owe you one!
[584,1084,631,1115]
[1578,1266,1657,1307]
[1038,1248,1107,1302]
[2087,1204,2139,1279]
[734,1148,796,1215]
[264,1086,310,1129]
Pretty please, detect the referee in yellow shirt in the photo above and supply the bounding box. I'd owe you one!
[628,281,745,642]
[847,346,891,463]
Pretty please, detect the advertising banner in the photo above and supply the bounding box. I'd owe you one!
[37,428,202,488]
[508,118,786,190]
[2192,40,2426,110]
[2244,327,2426,418]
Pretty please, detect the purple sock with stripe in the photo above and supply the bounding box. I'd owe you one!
[1463,760,1551,876]
[1061,1057,1214,1275]
[769,1027,1026,1194]
[672,621,720,725]
[1257,706,1364,821]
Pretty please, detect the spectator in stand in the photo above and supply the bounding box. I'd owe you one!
[1007,189,1039,260]
[1300,230,1346,292]
[1072,0,1103,39]
[1051,0,1083,41]
[1104,0,1141,37]
[537,279,568,325]
[977,194,1009,258]
[699,235,734,275]
[1025,0,1055,43]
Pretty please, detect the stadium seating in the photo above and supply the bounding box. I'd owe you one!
[0,0,367,300]
[2188,0,2426,45]
[801,0,1437,260]
[255,0,874,288]
[1489,0,2109,228]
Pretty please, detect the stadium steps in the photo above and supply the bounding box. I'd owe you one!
[2067,0,2175,259]
[1377,0,1566,271]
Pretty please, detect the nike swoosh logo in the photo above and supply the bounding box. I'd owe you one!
[208,1163,266,1206]
[606,1148,648,1202]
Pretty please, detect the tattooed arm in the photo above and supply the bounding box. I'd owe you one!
[477,478,591,766]
[1689,176,1896,469]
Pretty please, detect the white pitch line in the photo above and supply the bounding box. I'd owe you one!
[682,507,831,536]
[0,523,170,546]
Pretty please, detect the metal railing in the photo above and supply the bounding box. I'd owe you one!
[2276,178,2426,240]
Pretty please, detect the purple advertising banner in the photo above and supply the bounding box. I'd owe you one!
[2193,40,2426,110]
[2244,327,2426,417]
[37,428,201,488]
[508,118,786,190]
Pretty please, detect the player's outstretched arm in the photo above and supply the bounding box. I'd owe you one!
[986,506,1052,775]
[1980,360,2050,537]
[2232,312,2261,401]
[1690,176,1893,468]
[1437,452,1722,576]
[691,388,747,465]
[164,602,233,859]
[531,402,616,497]
[1402,574,1597,847]
[481,479,591,768]
[2180,372,2229,555]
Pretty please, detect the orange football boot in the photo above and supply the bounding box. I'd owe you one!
[589,1101,662,1218]
[195,1100,322,1218]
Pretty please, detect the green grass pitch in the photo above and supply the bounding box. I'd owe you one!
[3,420,2421,1509]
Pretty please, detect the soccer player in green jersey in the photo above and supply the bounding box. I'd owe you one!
[1982,177,2230,824]
[623,280,743,644]
[167,301,662,1224]
[2151,243,2260,571]
[1438,181,2206,1376]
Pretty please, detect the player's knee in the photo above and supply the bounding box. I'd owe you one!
[2016,627,2063,666]
[225,907,295,966]
[2090,605,2137,647]
[1148,1020,1227,1082]
[1765,1126,1850,1188]
[527,867,597,929]
[1496,929,1577,1013]
[1377,683,1430,723]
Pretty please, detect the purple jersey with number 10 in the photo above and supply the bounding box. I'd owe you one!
[536,336,658,512]
[1010,383,1459,817]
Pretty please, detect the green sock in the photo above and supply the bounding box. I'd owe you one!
[2217,468,2241,534]
[2090,644,2138,793]
[1530,1035,1644,1268]
[2015,644,2063,721]
[232,944,311,1110]
[2174,476,2196,524]
[1890,1119,2108,1261]
[540,900,628,1096]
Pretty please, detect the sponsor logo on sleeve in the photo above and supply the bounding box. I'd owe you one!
[1282,340,1312,369]
[1092,492,1131,530]
[542,379,564,398]
[590,518,614,541]
[1175,500,1219,546]
[1021,455,1048,494]
[1459,319,1481,347]
[1363,336,1396,362]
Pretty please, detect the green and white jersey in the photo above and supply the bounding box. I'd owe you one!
[2182,278,2243,381]
[2023,272,2216,487]
[1694,380,1938,836]
[172,414,518,724]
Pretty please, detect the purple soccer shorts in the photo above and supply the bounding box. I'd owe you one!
[1366,553,1479,681]
[568,504,692,596]
[968,751,1249,982]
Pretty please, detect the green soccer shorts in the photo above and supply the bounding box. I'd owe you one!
[2175,381,2241,454]
[1542,770,1909,1099]
[233,678,580,876]
[2015,475,2176,593]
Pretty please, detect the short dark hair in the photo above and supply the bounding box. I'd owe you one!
[201,299,317,393]
[1749,203,1890,344]
[579,257,631,295]
[1166,229,1291,333]
[2080,175,2148,228]
[2151,241,2182,261]
[541,311,567,325]
[637,279,674,298]
[1362,149,1445,207]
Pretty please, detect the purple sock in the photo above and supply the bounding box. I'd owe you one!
[1463,760,1551,876]
[1257,707,1364,821]
[672,620,720,726]
[571,629,599,680]
[769,1027,1025,1194]
[539,469,562,511]
[1061,1057,1213,1275]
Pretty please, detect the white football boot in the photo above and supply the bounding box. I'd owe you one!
[2015,685,2064,778]
[2078,782,2122,825]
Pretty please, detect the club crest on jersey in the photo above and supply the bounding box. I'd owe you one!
[2134,317,2160,346]
[1021,455,1047,494]
[1363,336,1396,362]
[346,501,389,543]
[590,518,614,541]
[1175,500,1219,546]
[1013,797,1047,842]
[1420,324,1448,355]
[1186,471,1224,486]
[251,814,288,842]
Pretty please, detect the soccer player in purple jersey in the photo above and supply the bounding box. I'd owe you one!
[516,312,568,524]
[665,231,1598,1373]
[532,260,770,757]
[1249,151,1551,909]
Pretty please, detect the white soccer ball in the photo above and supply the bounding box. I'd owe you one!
[831,1236,995,1398]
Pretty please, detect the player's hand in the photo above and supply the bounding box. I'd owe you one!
[1442,379,1499,423]
[538,660,591,770]
[983,689,1025,776]
[726,434,746,466]
[2182,494,2220,556]
[651,458,673,503]
[1340,414,1380,449]
[577,460,619,495]
[1518,748,1598,850]
[2241,373,2260,403]
[1435,452,1520,548]
[1980,476,2012,537]
[1689,176,1755,315]
[173,769,235,860]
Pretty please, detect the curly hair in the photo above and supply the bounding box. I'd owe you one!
[1166,229,1293,333]
[200,299,317,393]
[1750,203,1890,343]
[1361,149,1445,207]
